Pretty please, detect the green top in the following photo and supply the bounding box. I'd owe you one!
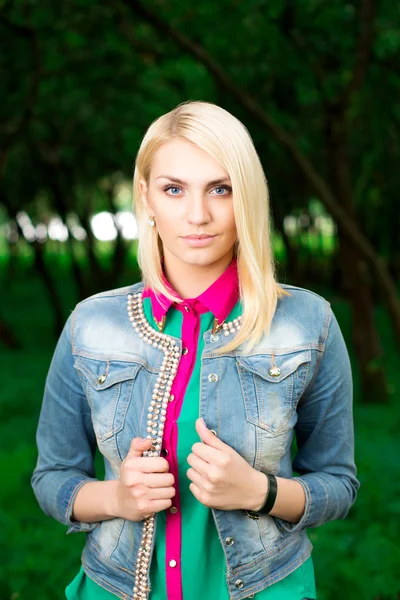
[65,298,316,599]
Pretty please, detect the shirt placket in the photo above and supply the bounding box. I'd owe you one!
[163,301,204,600]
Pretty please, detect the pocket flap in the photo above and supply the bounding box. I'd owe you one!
[236,349,311,383]
[74,356,142,390]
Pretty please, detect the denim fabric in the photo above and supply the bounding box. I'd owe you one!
[31,282,359,600]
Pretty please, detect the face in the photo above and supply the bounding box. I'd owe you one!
[139,138,237,273]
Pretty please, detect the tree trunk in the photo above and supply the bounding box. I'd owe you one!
[1,193,65,339]
[338,237,387,403]
[325,108,388,404]
[46,172,90,302]
[33,242,65,338]
[0,316,21,350]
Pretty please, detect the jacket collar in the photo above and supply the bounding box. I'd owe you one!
[143,257,239,324]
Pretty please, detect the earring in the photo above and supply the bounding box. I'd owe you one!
[148,217,156,227]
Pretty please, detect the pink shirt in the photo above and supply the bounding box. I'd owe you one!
[142,258,239,599]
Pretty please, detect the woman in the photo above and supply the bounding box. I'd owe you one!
[31,100,360,600]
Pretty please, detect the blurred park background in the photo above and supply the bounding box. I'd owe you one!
[1,1,400,599]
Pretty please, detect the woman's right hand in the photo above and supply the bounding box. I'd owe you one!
[113,437,176,521]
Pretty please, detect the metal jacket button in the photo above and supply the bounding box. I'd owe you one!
[208,373,218,383]
[268,366,281,377]
[225,536,235,546]
[98,374,107,384]
[234,579,244,589]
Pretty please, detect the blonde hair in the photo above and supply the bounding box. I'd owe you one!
[133,100,290,354]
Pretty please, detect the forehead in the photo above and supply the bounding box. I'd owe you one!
[151,138,229,181]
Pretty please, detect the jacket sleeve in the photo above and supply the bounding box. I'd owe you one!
[273,305,360,534]
[31,311,100,534]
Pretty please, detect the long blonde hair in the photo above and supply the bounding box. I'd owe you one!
[132,100,290,354]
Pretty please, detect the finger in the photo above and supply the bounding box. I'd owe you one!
[147,486,176,500]
[195,418,227,450]
[143,472,175,488]
[188,482,204,504]
[140,457,170,473]
[124,470,174,488]
[125,456,170,474]
[187,467,209,491]
[139,498,173,517]
[191,441,225,466]
[126,437,153,459]
[187,452,214,479]
[145,498,173,514]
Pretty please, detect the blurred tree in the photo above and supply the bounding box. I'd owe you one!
[1,0,399,402]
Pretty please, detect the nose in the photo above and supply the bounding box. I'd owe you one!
[186,193,211,225]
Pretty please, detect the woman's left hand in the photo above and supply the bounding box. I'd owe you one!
[186,418,268,511]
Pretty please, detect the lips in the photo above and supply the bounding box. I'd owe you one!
[183,234,215,239]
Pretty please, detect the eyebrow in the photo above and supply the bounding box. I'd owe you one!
[155,175,232,187]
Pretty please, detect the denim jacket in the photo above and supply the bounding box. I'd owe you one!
[31,281,360,600]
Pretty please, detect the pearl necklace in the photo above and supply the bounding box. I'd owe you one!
[126,290,242,599]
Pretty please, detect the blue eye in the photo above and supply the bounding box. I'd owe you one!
[164,185,181,195]
[214,186,232,195]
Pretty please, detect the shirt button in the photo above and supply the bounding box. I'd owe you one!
[169,506,178,514]
[182,347,189,355]
[161,448,169,457]
[208,373,218,383]
[183,305,190,312]
[169,559,177,568]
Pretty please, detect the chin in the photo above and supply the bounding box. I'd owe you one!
[181,251,228,268]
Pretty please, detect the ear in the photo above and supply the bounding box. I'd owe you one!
[139,178,152,213]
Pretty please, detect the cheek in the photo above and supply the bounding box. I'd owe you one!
[214,202,236,230]
[152,202,178,232]
[225,212,237,237]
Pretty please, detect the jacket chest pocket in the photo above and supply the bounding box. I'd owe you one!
[74,356,142,441]
[236,350,311,434]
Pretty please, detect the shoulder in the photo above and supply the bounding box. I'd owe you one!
[277,283,331,316]
[278,282,331,305]
[70,281,144,329]
[75,281,144,307]
[274,283,333,346]
[69,281,145,353]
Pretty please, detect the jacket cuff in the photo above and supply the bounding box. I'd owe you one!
[58,475,100,534]
[273,474,328,534]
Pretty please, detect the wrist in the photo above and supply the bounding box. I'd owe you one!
[246,471,269,512]
[104,480,122,518]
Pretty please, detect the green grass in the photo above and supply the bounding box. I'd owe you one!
[1,261,399,600]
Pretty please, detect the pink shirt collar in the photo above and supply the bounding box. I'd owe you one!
[143,257,239,324]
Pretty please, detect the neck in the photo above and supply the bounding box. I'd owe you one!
[162,251,234,299]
